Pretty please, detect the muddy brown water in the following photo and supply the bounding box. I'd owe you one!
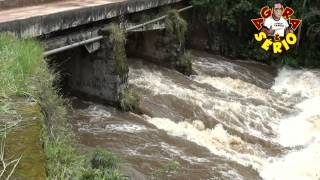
[70,51,320,180]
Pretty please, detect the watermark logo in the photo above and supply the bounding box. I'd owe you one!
[251,2,302,54]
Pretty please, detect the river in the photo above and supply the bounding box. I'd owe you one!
[70,51,320,180]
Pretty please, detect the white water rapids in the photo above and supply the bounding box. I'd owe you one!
[73,53,320,180]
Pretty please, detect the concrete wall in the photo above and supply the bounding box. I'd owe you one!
[187,24,209,51]
[127,30,171,66]
[53,37,127,105]
[0,0,62,10]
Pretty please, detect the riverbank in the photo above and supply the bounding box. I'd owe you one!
[0,34,126,179]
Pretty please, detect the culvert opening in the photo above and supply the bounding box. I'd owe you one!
[47,46,89,99]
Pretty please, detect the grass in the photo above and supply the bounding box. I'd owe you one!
[0,33,82,179]
[44,137,85,179]
[0,33,43,136]
[164,10,192,76]
[119,87,140,112]
[175,51,193,76]
[151,160,180,180]
[0,30,132,180]
[0,33,127,180]
[0,33,43,97]
[90,148,121,170]
[109,24,129,78]
[0,34,44,178]
[165,10,187,47]
[80,148,127,180]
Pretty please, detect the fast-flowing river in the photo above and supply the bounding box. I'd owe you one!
[70,51,320,180]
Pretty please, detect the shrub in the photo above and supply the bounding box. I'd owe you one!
[119,87,140,112]
[165,10,187,46]
[175,51,193,75]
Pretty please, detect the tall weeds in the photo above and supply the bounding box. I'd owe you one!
[0,33,79,179]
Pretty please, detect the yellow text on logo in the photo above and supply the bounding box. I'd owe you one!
[254,32,297,53]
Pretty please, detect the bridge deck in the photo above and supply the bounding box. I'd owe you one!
[0,0,184,37]
[0,0,125,24]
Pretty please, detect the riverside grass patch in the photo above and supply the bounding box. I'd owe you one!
[0,33,44,97]
[0,34,127,180]
[0,34,81,179]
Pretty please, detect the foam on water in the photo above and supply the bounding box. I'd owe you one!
[261,143,320,180]
[193,75,269,101]
[193,57,270,88]
[272,68,320,98]
[278,97,320,146]
[261,68,320,180]
[130,61,320,179]
[271,67,320,147]
[104,124,148,133]
[82,105,112,119]
[145,116,267,170]
[130,68,282,141]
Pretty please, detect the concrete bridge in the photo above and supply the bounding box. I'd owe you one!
[0,0,187,50]
[0,0,192,105]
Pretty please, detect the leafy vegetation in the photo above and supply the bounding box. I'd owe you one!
[119,87,140,112]
[0,34,80,179]
[175,51,193,76]
[151,160,180,180]
[165,10,188,47]
[164,10,193,75]
[80,148,127,180]
[109,24,129,77]
[0,33,127,180]
[191,0,320,67]
[90,148,121,170]
[0,34,46,177]
[44,137,85,179]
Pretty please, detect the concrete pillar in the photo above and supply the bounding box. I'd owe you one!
[127,29,191,75]
[63,27,128,105]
